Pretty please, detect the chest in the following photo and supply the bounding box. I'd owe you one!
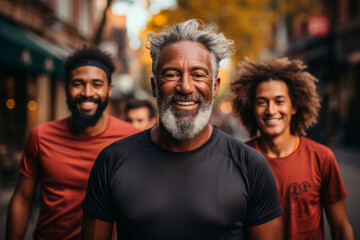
[110,152,249,229]
[38,135,116,188]
[267,156,323,214]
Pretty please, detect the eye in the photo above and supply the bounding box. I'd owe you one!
[71,81,83,87]
[191,72,209,81]
[256,100,266,106]
[162,72,181,81]
[276,100,285,104]
[93,83,103,88]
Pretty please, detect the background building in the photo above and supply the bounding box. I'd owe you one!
[273,0,360,148]
[0,0,130,185]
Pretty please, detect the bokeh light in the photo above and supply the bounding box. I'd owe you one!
[6,99,15,109]
[220,101,232,114]
[28,100,37,111]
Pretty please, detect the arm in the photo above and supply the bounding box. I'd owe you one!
[324,199,354,240]
[81,213,114,240]
[248,216,283,240]
[6,175,37,240]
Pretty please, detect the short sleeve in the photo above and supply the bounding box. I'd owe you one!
[19,127,40,179]
[246,153,283,227]
[82,148,115,222]
[321,149,348,205]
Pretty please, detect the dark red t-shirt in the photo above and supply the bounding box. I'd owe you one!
[247,137,348,240]
[19,116,139,240]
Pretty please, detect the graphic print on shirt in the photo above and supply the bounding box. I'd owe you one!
[288,181,311,195]
[284,181,315,217]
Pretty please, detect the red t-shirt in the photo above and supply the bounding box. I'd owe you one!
[19,116,139,240]
[247,137,347,240]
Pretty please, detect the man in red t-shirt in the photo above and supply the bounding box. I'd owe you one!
[231,58,354,240]
[6,46,139,240]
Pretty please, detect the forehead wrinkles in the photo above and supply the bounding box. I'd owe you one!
[156,41,212,72]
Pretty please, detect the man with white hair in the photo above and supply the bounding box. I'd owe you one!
[81,19,284,240]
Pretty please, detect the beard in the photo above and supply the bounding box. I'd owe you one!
[157,93,213,141]
[66,94,109,127]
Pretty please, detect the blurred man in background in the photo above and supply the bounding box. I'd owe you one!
[231,57,354,240]
[124,99,157,130]
[6,46,138,240]
[81,19,283,240]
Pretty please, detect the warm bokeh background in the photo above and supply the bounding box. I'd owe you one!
[0,0,359,239]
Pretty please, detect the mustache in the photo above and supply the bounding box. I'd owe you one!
[73,95,101,104]
[166,94,205,103]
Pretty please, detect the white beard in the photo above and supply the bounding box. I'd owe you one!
[157,95,213,141]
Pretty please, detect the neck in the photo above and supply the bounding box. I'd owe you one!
[69,114,109,136]
[258,132,297,158]
[151,124,213,152]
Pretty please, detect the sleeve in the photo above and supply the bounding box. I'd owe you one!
[82,147,115,222]
[19,127,40,179]
[321,149,348,205]
[245,151,283,227]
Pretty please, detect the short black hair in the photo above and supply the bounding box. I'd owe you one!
[125,99,156,120]
[63,45,115,84]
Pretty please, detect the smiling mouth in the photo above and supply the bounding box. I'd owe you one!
[174,101,196,106]
[264,118,281,123]
[79,101,97,111]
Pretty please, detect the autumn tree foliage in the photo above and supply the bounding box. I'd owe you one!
[144,0,276,62]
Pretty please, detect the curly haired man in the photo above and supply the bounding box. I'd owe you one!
[231,57,354,240]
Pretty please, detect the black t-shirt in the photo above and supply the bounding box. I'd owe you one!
[82,126,282,240]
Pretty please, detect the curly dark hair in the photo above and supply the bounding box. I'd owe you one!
[231,57,320,137]
[63,45,115,84]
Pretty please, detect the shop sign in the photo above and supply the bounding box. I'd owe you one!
[307,16,330,37]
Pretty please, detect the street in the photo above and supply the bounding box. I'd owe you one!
[0,147,359,239]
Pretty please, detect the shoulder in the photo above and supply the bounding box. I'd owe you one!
[213,129,267,170]
[99,129,150,159]
[107,115,140,135]
[299,137,335,158]
[29,117,69,137]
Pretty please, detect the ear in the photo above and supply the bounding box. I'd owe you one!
[291,105,297,115]
[108,84,114,97]
[213,77,221,98]
[151,77,157,97]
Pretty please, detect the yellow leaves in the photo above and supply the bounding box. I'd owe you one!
[152,14,168,27]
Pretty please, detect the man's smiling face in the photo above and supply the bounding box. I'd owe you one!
[66,65,112,127]
[152,40,220,140]
[254,79,296,138]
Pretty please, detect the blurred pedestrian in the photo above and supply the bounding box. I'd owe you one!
[6,46,139,240]
[124,99,157,130]
[81,19,283,240]
[231,57,354,240]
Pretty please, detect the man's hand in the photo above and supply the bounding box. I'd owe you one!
[6,175,37,240]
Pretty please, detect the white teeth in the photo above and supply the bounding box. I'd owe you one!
[81,102,95,106]
[265,118,280,122]
[175,101,195,106]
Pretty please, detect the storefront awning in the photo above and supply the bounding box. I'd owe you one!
[0,17,67,76]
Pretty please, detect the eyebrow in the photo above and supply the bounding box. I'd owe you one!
[160,67,180,76]
[71,78,104,82]
[191,66,210,74]
[160,66,210,75]
[255,95,287,100]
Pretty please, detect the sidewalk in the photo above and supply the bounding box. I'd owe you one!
[332,146,360,165]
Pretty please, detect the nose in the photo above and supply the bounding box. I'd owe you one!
[266,101,276,115]
[81,83,93,98]
[175,73,194,95]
